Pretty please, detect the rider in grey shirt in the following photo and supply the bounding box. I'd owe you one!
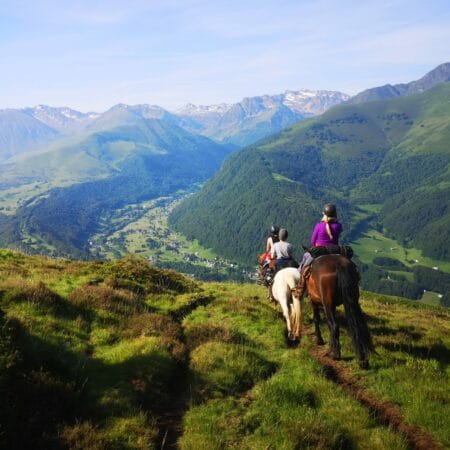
[271,228,296,271]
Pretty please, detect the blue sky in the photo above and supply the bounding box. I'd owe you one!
[1,0,449,112]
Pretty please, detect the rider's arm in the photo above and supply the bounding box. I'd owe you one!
[310,223,319,246]
[266,236,273,253]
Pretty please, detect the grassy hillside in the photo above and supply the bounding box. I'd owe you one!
[1,250,449,449]
[170,84,450,297]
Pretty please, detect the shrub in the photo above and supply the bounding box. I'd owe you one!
[102,255,198,294]
[124,313,188,362]
[59,421,107,450]
[68,285,143,315]
[184,324,247,349]
[125,312,183,340]
[0,280,67,313]
[190,341,276,399]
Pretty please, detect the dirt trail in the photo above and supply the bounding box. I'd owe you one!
[304,327,443,450]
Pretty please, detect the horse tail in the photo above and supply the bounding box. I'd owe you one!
[291,288,304,340]
[336,263,373,364]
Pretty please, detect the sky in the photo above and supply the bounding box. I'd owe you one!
[1,0,449,112]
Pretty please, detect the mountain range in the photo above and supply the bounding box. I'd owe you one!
[0,89,349,163]
[176,89,350,146]
[0,62,449,300]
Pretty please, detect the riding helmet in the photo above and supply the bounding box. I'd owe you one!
[279,228,288,240]
[270,225,280,236]
[323,203,337,218]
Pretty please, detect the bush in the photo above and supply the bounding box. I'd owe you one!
[190,341,276,399]
[68,284,143,315]
[103,256,198,294]
[184,324,247,349]
[124,313,187,362]
[0,280,67,313]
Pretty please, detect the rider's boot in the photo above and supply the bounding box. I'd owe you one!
[296,265,311,299]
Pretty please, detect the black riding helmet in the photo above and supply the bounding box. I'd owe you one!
[270,225,280,236]
[279,228,288,241]
[323,203,337,218]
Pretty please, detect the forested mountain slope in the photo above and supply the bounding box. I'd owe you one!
[170,83,450,265]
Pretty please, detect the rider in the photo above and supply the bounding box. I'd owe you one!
[311,203,342,248]
[271,228,297,272]
[266,225,280,254]
[258,225,280,286]
[297,203,343,296]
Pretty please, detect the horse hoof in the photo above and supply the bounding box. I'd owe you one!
[317,339,325,346]
[328,352,341,360]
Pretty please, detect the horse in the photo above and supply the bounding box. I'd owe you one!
[271,267,303,341]
[272,255,373,369]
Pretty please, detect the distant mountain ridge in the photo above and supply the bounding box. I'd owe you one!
[0,109,61,160]
[176,89,350,146]
[24,105,99,132]
[1,62,448,162]
[0,89,350,161]
[348,62,450,104]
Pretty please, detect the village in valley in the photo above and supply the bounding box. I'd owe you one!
[88,193,256,281]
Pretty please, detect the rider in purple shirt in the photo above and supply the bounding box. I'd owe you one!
[297,203,342,297]
[310,220,342,247]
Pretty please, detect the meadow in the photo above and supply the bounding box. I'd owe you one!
[0,250,449,449]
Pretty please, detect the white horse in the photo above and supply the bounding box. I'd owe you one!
[271,267,304,341]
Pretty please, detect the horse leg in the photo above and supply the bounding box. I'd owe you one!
[279,297,293,340]
[323,305,340,360]
[312,303,325,345]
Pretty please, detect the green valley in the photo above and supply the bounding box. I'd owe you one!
[87,193,251,282]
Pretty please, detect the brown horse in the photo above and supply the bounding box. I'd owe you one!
[301,254,373,368]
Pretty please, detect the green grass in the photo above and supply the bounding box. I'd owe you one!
[180,283,410,449]
[352,229,450,273]
[1,251,449,448]
[0,252,196,449]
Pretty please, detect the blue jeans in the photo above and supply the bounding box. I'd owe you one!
[298,252,313,273]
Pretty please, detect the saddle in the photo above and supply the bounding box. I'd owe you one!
[303,244,354,259]
[296,245,354,298]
